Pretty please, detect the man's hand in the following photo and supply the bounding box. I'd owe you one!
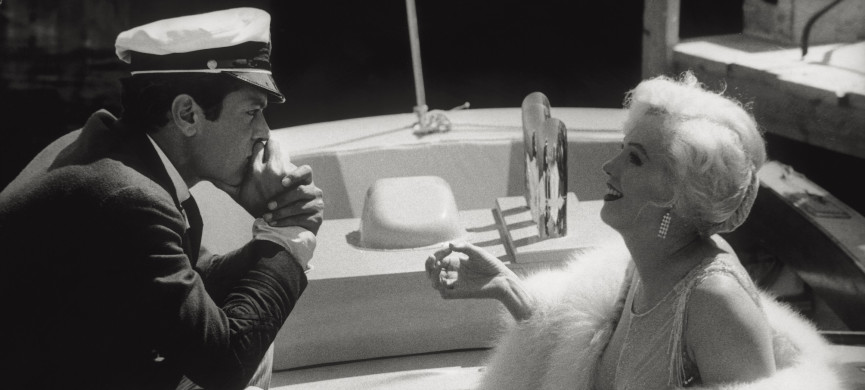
[214,138,323,234]
[214,139,287,217]
[261,165,324,235]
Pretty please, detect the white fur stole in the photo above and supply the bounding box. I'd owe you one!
[477,247,846,390]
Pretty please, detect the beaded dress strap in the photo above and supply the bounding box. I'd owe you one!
[666,254,761,386]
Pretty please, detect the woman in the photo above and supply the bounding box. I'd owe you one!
[425,72,842,389]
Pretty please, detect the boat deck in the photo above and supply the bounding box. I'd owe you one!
[272,349,488,390]
[193,108,629,370]
[270,345,865,389]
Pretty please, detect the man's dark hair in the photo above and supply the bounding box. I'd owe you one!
[119,73,248,133]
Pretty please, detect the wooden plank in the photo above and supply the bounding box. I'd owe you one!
[641,0,680,78]
[674,36,865,103]
[743,81,865,159]
[742,0,865,46]
[673,36,865,160]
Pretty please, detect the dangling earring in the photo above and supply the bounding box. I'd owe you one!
[657,211,671,239]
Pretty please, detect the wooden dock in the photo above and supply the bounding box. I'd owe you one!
[642,0,865,160]
[674,35,865,160]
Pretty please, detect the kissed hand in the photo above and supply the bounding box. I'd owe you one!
[216,139,324,234]
[216,138,285,216]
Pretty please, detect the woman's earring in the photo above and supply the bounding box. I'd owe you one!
[657,211,671,239]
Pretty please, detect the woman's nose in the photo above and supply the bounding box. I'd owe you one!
[602,150,626,177]
[602,158,613,176]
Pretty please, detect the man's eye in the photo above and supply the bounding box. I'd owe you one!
[628,152,643,166]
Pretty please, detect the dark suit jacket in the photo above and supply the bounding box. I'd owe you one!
[0,111,307,390]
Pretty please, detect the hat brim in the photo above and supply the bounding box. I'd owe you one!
[226,71,285,103]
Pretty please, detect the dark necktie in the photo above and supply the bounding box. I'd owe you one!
[181,195,203,262]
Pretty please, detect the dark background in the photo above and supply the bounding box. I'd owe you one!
[0,1,747,190]
[26,0,865,220]
[269,0,744,127]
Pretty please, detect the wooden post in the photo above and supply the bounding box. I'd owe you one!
[642,0,680,78]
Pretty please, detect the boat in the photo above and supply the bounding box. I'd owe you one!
[193,103,865,389]
[185,102,865,389]
[2,0,863,388]
[246,2,865,385]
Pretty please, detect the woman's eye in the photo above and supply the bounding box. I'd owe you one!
[628,152,643,166]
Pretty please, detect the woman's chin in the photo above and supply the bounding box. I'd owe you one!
[599,208,621,231]
[599,208,611,225]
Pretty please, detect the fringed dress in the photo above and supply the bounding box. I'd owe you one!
[596,255,761,389]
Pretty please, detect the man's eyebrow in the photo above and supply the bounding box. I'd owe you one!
[246,92,268,108]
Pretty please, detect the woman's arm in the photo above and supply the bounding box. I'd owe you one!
[426,241,535,321]
[685,274,776,385]
[496,275,535,321]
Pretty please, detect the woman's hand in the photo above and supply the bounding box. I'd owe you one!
[425,241,514,299]
[425,241,534,320]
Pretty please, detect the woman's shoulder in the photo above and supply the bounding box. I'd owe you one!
[684,244,762,310]
[681,240,770,348]
[688,270,759,312]
[685,236,756,295]
[684,245,772,341]
[683,254,777,384]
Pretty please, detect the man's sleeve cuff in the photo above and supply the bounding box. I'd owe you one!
[252,218,316,273]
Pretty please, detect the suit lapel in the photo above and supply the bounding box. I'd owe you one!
[181,196,203,262]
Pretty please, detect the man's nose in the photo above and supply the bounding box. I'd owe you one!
[253,119,270,141]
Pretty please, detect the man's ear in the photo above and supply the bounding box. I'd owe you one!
[171,94,200,137]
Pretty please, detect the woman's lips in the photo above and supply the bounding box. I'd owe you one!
[604,184,623,201]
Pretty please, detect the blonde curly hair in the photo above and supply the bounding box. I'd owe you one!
[622,71,766,236]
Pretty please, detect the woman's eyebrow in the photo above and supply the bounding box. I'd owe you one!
[626,142,649,158]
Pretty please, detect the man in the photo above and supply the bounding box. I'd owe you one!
[0,8,323,390]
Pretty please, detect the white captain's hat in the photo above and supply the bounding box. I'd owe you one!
[115,7,285,103]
